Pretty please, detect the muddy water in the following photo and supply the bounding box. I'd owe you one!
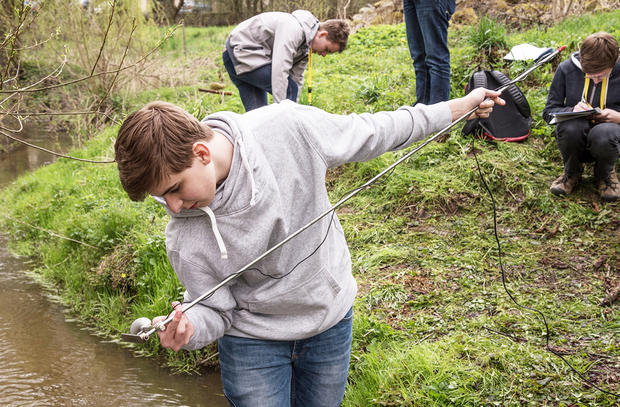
[0,124,227,406]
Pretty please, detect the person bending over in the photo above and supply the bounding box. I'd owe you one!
[223,10,349,111]
[114,89,503,407]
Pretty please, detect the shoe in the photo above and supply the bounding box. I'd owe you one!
[598,169,619,202]
[550,172,580,196]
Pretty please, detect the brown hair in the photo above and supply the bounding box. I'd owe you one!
[114,101,213,201]
[580,32,619,74]
[319,19,350,52]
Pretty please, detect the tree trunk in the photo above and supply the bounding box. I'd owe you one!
[151,0,184,24]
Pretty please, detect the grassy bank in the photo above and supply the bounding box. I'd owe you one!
[1,10,619,406]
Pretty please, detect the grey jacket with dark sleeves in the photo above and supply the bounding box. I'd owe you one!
[225,10,319,103]
[158,100,453,350]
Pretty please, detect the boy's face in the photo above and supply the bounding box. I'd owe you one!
[150,143,217,214]
[585,67,612,84]
[311,31,340,56]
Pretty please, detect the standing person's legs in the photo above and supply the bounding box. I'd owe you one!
[218,336,293,407]
[412,0,454,104]
[222,50,269,111]
[292,308,353,407]
[403,0,429,104]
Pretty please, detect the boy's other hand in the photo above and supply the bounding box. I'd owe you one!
[594,108,620,123]
[153,301,194,351]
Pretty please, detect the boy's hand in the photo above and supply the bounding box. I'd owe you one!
[153,301,194,351]
[594,108,620,124]
[466,88,505,119]
[447,88,505,121]
[573,101,591,112]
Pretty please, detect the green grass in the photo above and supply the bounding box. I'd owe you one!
[1,9,619,406]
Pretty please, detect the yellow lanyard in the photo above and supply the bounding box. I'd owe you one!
[307,49,313,106]
[582,75,608,109]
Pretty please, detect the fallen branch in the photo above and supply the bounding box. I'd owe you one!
[198,88,232,96]
[599,283,620,307]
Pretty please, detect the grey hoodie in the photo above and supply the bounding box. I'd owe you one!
[226,10,319,103]
[159,100,452,350]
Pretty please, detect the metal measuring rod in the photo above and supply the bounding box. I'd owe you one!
[121,46,566,344]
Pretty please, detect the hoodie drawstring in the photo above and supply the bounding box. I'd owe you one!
[199,206,228,259]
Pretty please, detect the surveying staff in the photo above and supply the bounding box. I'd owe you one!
[222,10,349,112]
[114,88,503,407]
[543,32,620,201]
[403,0,456,104]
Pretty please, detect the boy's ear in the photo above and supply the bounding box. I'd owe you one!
[315,30,328,40]
[192,141,211,164]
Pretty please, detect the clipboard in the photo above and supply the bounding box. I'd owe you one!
[549,107,602,124]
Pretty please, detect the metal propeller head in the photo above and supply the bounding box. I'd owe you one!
[129,317,152,335]
[121,317,153,343]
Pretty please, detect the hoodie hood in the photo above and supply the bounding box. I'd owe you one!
[291,9,319,47]
[570,51,582,71]
[152,111,259,259]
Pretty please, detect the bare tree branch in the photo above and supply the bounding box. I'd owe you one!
[0,25,179,94]
[93,18,137,120]
[90,0,117,76]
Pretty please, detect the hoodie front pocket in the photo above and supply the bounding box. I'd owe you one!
[244,267,341,315]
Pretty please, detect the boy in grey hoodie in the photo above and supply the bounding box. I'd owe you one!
[114,89,503,406]
[223,10,349,111]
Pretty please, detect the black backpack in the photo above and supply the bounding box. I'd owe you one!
[462,70,532,142]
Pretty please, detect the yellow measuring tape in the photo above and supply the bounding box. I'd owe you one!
[582,75,608,109]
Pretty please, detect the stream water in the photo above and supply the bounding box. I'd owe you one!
[0,123,227,406]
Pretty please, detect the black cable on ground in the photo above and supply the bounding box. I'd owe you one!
[470,135,618,398]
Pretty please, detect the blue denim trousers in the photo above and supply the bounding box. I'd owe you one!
[222,50,299,112]
[217,308,353,407]
[403,0,455,104]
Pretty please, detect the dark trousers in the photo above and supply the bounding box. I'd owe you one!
[556,119,620,179]
[222,50,299,112]
[403,0,455,104]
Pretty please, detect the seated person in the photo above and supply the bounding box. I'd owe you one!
[543,32,620,201]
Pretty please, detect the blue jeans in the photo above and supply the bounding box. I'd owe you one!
[223,50,299,112]
[218,308,353,407]
[403,0,455,104]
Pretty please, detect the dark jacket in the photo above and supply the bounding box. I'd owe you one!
[543,51,620,124]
